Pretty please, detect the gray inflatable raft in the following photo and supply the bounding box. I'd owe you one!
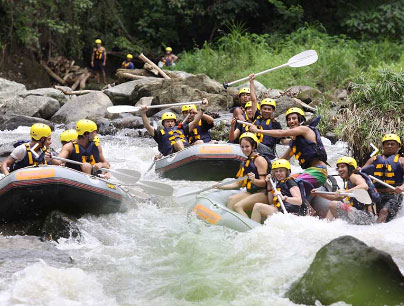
[0,165,132,221]
[155,143,246,181]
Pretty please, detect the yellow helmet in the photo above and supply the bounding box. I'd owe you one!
[260,98,276,109]
[93,135,100,145]
[60,129,78,143]
[286,107,305,119]
[165,47,172,52]
[382,133,401,145]
[95,39,102,44]
[239,132,259,146]
[181,104,197,112]
[238,88,250,96]
[30,123,52,140]
[76,119,97,135]
[272,159,291,170]
[336,156,358,169]
[244,101,252,109]
[126,54,133,59]
[161,112,177,122]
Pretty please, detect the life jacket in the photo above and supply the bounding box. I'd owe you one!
[243,108,261,122]
[254,117,279,148]
[10,143,47,172]
[236,154,272,193]
[345,172,381,210]
[121,60,133,69]
[186,119,212,144]
[66,141,100,171]
[371,154,404,187]
[271,177,296,209]
[13,140,30,148]
[162,55,173,67]
[94,48,104,61]
[288,117,327,169]
[158,127,188,156]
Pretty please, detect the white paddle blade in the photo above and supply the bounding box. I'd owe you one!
[137,180,174,196]
[287,50,318,68]
[352,189,372,205]
[107,105,139,114]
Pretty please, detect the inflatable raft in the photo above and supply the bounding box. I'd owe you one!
[188,177,337,232]
[155,143,246,181]
[0,165,132,222]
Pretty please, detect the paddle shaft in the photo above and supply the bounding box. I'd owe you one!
[146,101,203,110]
[269,177,288,214]
[314,189,372,204]
[52,156,123,177]
[368,175,403,193]
[314,190,356,197]
[236,120,253,126]
[226,64,288,87]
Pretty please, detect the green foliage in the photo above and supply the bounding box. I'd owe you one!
[343,1,404,40]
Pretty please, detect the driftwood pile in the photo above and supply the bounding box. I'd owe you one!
[41,56,91,90]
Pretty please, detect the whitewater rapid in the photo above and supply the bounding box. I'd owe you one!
[0,126,403,306]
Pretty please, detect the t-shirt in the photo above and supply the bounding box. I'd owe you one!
[10,144,29,162]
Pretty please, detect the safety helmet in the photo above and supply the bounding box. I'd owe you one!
[95,39,102,44]
[260,98,276,109]
[336,156,358,169]
[60,129,78,143]
[166,47,172,52]
[272,159,291,170]
[382,133,401,145]
[30,123,52,141]
[76,119,97,135]
[286,107,305,119]
[244,101,252,109]
[161,112,177,122]
[126,54,133,59]
[238,88,250,96]
[181,104,197,112]
[239,132,259,146]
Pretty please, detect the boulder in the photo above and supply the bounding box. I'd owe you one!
[286,85,314,96]
[0,114,54,131]
[51,91,113,124]
[236,80,267,97]
[20,88,70,105]
[104,80,144,104]
[296,88,323,104]
[181,74,225,94]
[41,210,81,241]
[111,115,143,130]
[263,89,283,99]
[0,95,60,119]
[287,235,404,306]
[0,78,26,102]
[273,96,299,117]
[335,88,348,101]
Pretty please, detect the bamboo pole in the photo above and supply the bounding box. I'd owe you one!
[138,53,170,80]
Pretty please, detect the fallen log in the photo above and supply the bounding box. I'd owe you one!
[79,69,91,90]
[54,85,98,95]
[138,53,170,79]
[41,61,66,85]
[293,98,317,112]
[116,68,155,77]
[116,71,149,80]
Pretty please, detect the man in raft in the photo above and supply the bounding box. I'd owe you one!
[1,123,53,175]
[181,104,214,145]
[361,133,404,223]
[250,107,328,214]
[252,159,303,223]
[313,157,379,225]
[50,119,110,175]
[141,98,209,157]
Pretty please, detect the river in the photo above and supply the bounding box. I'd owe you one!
[0,126,403,306]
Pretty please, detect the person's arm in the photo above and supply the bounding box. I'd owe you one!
[229,118,239,142]
[103,47,107,66]
[94,145,110,169]
[141,106,155,137]
[247,156,268,188]
[91,48,95,67]
[361,157,375,169]
[282,185,302,205]
[50,143,74,165]
[217,180,242,190]
[1,156,16,176]
[249,74,258,117]
[250,124,308,138]
[311,188,342,201]
[346,174,368,193]
[280,147,292,160]
[396,157,404,193]
[188,98,208,131]
[233,107,245,121]
[202,113,214,125]
[172,54,178,62]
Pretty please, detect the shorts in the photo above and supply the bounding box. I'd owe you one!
[336,202,376,225]
[93,60,105,72]
[294,166,328,192]
[377,193,403,220]
[283,203,300,214]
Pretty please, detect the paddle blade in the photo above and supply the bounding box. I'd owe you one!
[107,105,140,114]
[287,50,318,68]
[137,180,174,196]
[352,189,372,205]
[108,168,141,184]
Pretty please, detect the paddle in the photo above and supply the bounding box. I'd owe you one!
[223,50,318,88]
[368,175,404,194]
[268,177,288,214]
[236,120,253,126]
[52,156,141,183]
[313,189,372,204]
[107,101,203,114]
[176,176,248,198]
[125,180,174,196]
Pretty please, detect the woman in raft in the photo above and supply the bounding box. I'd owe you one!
[216,132,271,217]
[251,159,302,223]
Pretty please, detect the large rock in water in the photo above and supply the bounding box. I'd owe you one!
[0,78,26,102]
[0,114,54,131]
[51,91,113,124]
[1,95,60,119]
[287,235,404,306]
